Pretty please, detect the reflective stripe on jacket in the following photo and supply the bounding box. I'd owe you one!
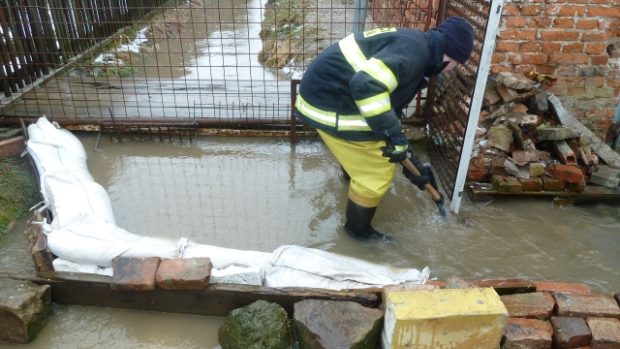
[296,27,446,141]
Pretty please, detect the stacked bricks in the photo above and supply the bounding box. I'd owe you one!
[494,1,619,140]
[425,278,620,348]
[111,256,212,291]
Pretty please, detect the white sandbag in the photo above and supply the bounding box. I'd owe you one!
[43,171,115,227]
[27,142,93,182]
[267,245,429,287]
[182,241,272,270]
[210,266,262,286]
[53,258,113,276]
[264,266,380,289]
[27,117,87,159]
[46,223,183,267]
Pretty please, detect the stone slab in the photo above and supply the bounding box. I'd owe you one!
[0,278,51,344]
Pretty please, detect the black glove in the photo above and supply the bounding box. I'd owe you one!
[381,132,409,163]
[402,154,430,190]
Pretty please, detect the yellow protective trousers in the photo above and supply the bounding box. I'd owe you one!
[317,129,396,208]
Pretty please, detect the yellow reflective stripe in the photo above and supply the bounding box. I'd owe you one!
[362,27,397,38]
[338,114,372,131]
[363,58,397,92]
[394,144,408,153]
[295,95,336,127]
[355,92,391,117]
[339,34,366,72]
[339,34,398,92]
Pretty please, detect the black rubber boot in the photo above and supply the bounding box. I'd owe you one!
[343,199,390,240]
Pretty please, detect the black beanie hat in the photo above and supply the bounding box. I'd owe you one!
[437,17,474,64]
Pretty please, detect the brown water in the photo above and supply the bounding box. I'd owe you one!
[1,134,619,348]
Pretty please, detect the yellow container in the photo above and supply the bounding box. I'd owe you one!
[382,288,508,349]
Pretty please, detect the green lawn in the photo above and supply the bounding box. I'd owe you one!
[0,157,39,239]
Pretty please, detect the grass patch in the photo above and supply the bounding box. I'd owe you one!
[0,157,39,240]
[259,0,319,69]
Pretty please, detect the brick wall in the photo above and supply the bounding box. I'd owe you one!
[496,0,619,139]
[368,0,620,139]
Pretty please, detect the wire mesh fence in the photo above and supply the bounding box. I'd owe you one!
[0,0,435,127]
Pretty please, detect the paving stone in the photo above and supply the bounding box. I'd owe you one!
[488,124,514,152]
[552,165,584,184]
[543,176,566,191]
[555,293,620,319]
[501,292,555,319]
[473,278,536,295]
[156,258,212,290]
[535,281,591,295]
[551,316,592,348]
[0,278,51,344]
[587,317,620,349]
[503,317,553,349]
[111,256,161,291]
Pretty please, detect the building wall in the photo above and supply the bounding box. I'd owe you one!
[368,0,620,139]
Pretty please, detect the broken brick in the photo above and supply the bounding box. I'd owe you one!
[543,176,566,191]
[555,293,620,318]
[551,317,592,349]
[535,281,591,295]
[111,256,160,291]
[536,127,577,141]
[587,317,620,349]
[552,165,584,184]
[468,156,491,182]
[503,317,553,349]
[553,140,578,165]
[520,177,543,192]
[491,158,509,176]
[492,175,522,193]
[156,258,212,290]
[501,292,555,319]
[473,278,536,295]
[512,150,540,164]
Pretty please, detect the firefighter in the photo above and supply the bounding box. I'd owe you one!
[295,17,474,239]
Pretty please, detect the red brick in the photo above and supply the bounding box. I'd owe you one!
[501,29,536,41]
[555,293,620,318]
[553,17,575,29]
[564,43,585,53]
[522,4,543,16]
[503,318,553,349]
[473,278,536,295]
[492,175,523,194]
[589,6,620,18]
[497,42,520,52]
[591,56,609,65]
[541,30,580,41]
[552,165,585,184]
[502,4,520,16]
[424,279,447,288]
[551,317,592,349]
[520,42,541,52]
[587,318,620,349]
[0,136,26,160]
[577,19,599,30]
[582,32,612,42]
[585,43,607,55]
[542,42,562,53]
[501,292,556,319]
[111,256,160,291]
[156,257,212,290]
[556,5,586,17]
[535,281,591,295]
[532,17,552,28]
[506,17,527,28]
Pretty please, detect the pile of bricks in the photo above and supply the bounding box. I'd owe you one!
[467,72,620,194]
[426,278,620,348]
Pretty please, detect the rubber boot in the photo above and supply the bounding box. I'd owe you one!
[343,199,390,240]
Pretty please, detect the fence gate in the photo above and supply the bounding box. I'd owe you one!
[426,0,503,213]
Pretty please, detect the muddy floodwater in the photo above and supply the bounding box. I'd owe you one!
[1,134,620,348]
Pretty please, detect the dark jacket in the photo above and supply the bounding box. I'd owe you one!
[296,28,447,141]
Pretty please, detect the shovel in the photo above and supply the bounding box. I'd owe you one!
[401,158,447,218]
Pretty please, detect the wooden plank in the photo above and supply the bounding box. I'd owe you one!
[0,271,380,317]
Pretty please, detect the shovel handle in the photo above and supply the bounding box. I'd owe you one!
[401,158,443,203]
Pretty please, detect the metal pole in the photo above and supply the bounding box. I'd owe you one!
[450,0,504,214]
[352,0,368,33]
